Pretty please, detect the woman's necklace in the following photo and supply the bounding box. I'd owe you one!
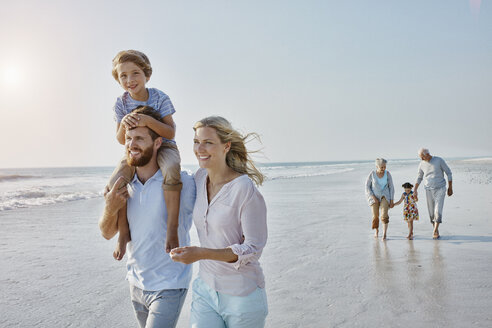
[207,174,237,202]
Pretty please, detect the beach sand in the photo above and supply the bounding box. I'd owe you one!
[1,160,491,327]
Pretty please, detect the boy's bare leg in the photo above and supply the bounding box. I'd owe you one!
[106,156,135,260]
[164,190,180,253]
[113,203,131,261]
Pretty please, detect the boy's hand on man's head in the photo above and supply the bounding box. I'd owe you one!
[121,113,140,129]
[134,113,153,127]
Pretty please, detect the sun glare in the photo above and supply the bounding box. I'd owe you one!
[1,66,23,87]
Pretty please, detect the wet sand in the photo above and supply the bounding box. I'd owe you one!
[0,159,491,327]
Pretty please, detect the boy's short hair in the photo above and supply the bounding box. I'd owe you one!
[402,182,414,189]
[131,106,162,140]
[112,50,153,81]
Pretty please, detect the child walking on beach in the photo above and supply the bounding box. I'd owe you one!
[393,182,419,240]
[107,50,182,260]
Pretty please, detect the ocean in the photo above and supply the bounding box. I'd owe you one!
[0,159,425,212]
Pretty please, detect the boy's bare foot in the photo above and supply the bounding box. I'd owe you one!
[165,230,179,253]
[374,229,379,238]
[407,233,413,240]
[381,234,387,241]
[113,235,131,261]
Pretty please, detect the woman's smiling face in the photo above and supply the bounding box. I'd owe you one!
[193,126,230,169]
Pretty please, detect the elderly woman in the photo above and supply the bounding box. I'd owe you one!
[365,158,395,240]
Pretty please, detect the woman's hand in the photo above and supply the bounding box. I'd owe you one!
[389,200,394,208]
[372,196,379,205]
[170,246,204,264]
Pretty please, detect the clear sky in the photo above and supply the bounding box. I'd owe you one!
[0,0,491,168]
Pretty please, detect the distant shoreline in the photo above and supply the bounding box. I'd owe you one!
[1,155,491,171]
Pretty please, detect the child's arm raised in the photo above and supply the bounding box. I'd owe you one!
[116,123,126,145]
[393,194,404,206]
[116,112,141,145]
[138,113,176,140]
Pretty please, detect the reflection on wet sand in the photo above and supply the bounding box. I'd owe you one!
[372,240,450,326]
[425,241,448,322]
[406,241,421,291]
[372,241,401,300]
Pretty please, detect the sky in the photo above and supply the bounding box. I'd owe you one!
[0,0,491,168]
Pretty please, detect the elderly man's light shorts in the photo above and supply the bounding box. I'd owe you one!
[425,187,446,224]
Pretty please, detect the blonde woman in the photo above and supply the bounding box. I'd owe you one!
[171,116,268,328]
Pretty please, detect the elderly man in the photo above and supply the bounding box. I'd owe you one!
[99,106,195,328]
[414,148,453,239]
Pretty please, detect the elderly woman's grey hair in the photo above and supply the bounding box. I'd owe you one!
[418,148,430,156]
[375,158,387,168]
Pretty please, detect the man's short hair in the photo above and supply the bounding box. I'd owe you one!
[131,106,162,140]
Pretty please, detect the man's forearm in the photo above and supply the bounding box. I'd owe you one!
[99,207,119,240]
[99,176,129,239]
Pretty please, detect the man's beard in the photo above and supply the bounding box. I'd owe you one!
[126,145,154,167]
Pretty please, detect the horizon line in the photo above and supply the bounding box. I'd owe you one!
[1,156,491,171]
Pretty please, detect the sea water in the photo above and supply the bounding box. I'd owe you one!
[0,160,423,211]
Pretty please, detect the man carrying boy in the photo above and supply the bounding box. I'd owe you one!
[109,49,182,260]
[99,106,195,328]
[414,148,453,239]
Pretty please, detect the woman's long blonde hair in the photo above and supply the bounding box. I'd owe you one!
[193,116,265,186]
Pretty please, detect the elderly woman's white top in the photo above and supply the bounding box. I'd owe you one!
[193,168,267,297]
[365,170,395,206]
